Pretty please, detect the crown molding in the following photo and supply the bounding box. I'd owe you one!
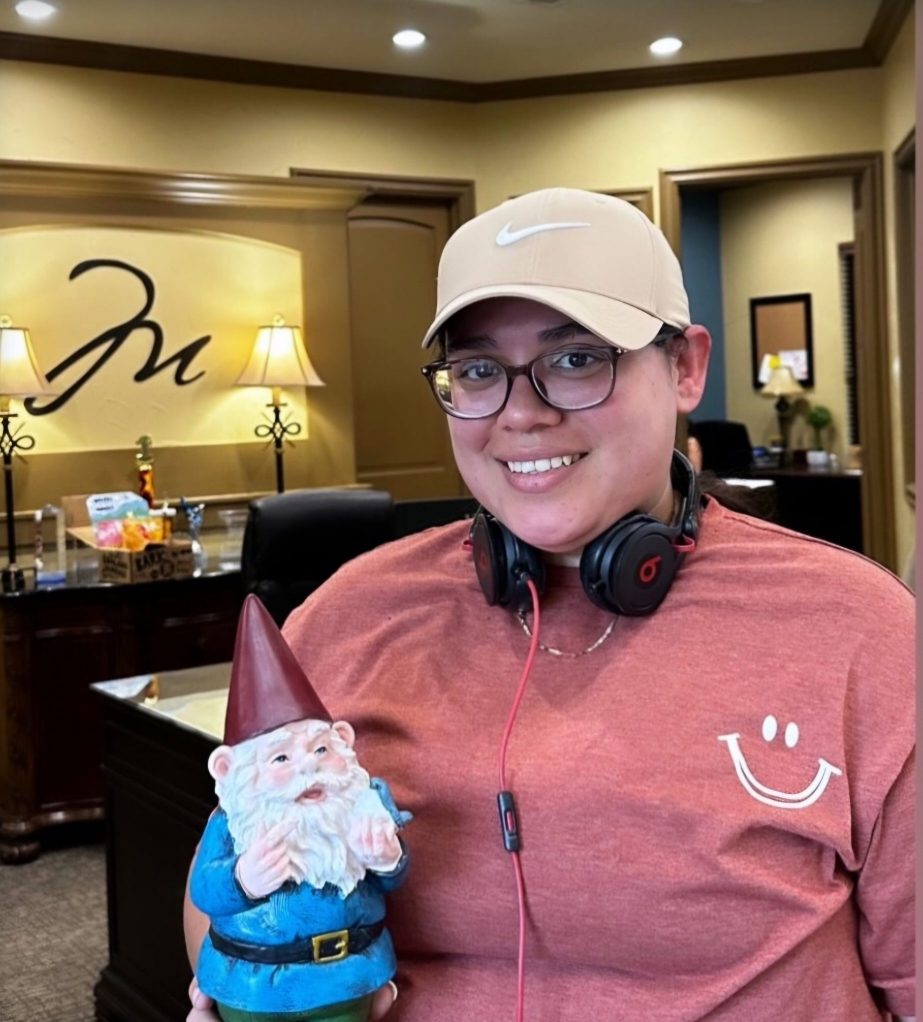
[0,0,910,104]
[0,159,366,209]
[862,0,913,62]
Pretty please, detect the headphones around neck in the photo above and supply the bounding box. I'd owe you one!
[469,449,699,616]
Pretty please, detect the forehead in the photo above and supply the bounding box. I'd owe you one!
[445,296,581,343]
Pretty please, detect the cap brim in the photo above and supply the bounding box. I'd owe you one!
[421,284,672,351]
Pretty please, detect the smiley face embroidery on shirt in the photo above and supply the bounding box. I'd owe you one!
[718,715,842,810]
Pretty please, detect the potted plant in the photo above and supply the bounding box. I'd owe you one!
[805,404,833,468]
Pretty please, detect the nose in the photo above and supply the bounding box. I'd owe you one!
[496,372,562,430]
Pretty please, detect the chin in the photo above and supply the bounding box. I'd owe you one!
[503,516,596,557]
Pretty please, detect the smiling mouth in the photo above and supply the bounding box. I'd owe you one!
[718,733,842,810]
[297,785,326,804]
[505,452,585,475]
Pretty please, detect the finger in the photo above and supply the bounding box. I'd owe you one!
[369,980,398,1020]
[264,819,297,844]
[261,843,292,867]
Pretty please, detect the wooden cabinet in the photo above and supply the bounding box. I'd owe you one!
[93,663,226,1022]
[0,573,244,864]
[728,466,864,554]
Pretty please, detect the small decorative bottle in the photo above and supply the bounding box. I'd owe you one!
[179,497,207,576]
[136,435,155,508]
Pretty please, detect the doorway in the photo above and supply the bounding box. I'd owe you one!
[291,169,475,500]
[660,155,896,570]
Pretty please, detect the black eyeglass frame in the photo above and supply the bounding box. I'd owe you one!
[420,344,626,420]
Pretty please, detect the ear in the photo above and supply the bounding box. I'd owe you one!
[674,325,711,414]
[208,745,234,781]
[330,720,356,749]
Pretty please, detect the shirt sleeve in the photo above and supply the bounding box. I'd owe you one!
[855,748,915,1016]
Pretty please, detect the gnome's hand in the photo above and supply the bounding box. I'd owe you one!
[349,815,403,873]
[235,820,295,899]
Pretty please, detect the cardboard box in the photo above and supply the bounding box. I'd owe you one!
[62,494,195,584]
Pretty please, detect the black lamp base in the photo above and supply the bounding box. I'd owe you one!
[2,564,25,593]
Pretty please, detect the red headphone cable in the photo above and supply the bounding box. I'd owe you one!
[497,576,542,1022]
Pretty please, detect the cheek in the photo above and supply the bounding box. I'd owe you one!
[323,752,350,774]
[259,764,295,791]
[448,419,490,460]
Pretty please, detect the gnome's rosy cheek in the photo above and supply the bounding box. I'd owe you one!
[257,754,298,792]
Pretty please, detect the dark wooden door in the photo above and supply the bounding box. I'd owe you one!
[347,200,465,500]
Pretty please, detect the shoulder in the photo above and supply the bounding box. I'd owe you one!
[282,519,477,641]
[696,498,913,617]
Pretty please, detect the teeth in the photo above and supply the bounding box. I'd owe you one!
[506,453,582,474]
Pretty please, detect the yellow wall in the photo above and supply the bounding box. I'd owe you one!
[720,178,855,455]
[473,69,883,213]
[0,12,914,554]
[0,61,478,180]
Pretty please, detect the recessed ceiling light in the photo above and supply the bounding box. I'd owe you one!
[15,0,56,20]
[650,36,683,57]
[393,29,426,50]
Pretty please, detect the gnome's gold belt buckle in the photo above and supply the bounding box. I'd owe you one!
[311,929,349,963]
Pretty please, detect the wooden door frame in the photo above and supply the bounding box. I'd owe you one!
[290,168,476,498]
[289,167,476,232]
[660,154,895,569]
[892,130,914,508]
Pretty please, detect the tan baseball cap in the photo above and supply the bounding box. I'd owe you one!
[421,187,689,351]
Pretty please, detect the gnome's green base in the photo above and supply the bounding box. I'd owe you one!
[217,994,373,1022]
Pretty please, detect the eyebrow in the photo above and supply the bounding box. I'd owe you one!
[444,319,596,356]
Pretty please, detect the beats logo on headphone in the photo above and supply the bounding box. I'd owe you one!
[469,449,699,616]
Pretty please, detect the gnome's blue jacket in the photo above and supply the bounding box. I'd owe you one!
[191,779,410,1013]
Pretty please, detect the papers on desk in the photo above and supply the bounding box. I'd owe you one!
[723,478,775,489]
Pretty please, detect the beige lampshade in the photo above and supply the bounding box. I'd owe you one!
[761,363,804,399]
[0,315,54,398]
[236,315,325,389]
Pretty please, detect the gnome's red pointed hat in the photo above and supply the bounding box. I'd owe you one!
[223,594,331,746]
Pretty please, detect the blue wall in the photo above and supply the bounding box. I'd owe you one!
[680,190,725,421]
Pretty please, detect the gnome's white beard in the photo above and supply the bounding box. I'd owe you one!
[220,748,374,897]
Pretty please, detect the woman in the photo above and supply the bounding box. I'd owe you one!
[187,188,914,1021]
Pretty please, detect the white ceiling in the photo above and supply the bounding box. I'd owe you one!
[0,0,886,84]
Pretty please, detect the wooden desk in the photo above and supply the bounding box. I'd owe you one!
[762,466,863,553]
[725,466,864,554]
[0,566,244,864]
[93,663,227,1022]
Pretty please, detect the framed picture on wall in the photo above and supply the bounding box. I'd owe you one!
[750,292,814,390]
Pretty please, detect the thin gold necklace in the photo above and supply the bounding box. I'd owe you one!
[516,609,617,658]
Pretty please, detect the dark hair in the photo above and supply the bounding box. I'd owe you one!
[695,470,777,521]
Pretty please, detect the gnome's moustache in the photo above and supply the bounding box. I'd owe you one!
[265,766,363,811]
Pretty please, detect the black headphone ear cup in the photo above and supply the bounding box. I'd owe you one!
[580,519,679,616]
[470,510,545,610]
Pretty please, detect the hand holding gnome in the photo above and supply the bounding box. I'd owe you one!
[189,595,411,1022]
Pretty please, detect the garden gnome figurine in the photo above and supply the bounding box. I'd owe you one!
[190,595,411,1022]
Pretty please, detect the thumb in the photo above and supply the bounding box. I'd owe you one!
[369,980,398,1019]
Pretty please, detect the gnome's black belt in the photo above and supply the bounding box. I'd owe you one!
[209,920,385,965]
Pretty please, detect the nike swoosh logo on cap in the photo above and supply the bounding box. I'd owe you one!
[495,221,592,246]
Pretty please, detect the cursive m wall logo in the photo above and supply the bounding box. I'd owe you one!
[25,258,211,416]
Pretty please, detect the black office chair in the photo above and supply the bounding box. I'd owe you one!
[241,489,395,626]
[393,496,479,538]
[687,419,754,476]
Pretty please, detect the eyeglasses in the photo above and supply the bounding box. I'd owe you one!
[421,345,624,420]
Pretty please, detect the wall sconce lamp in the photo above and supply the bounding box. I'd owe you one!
[236,315,325,494]
[760,356,805,455]
[0,315,54,591]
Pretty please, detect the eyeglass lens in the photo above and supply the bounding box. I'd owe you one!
[428,347,616,418]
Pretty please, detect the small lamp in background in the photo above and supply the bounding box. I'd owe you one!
[0,315,55,592]
[236,315,325,493]
[760,356,805,456]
